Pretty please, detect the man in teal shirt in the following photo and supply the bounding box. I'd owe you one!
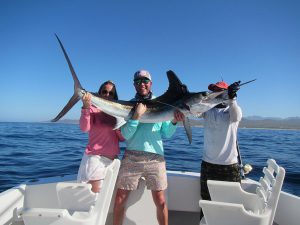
[113,70,184,225]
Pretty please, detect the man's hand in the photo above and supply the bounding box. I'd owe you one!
[228,81,241,99]
[172,110,184,125]
[132,103,147,120]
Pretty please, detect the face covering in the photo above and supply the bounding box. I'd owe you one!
[134,91,153,101]
[215,103,228,108]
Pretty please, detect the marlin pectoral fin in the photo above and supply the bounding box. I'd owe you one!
[183,117,192,144]
[51,93,80,122]
[113,117,127,130]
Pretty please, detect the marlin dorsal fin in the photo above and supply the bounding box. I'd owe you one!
[154,70,189,105]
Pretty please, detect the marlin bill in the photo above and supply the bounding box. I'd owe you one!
[52,35,227,143]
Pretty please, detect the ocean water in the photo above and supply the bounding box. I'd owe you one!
[0,122,299,196]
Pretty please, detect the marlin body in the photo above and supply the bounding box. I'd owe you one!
[52,35,227,143]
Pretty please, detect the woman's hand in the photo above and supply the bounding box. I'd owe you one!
[82,93,91,109]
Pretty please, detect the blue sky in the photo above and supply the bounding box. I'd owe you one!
[0,0,299,122]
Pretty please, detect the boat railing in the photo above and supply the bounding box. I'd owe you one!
[0,184,25,225]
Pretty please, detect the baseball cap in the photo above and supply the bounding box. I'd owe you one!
[208,81,229,91]
[133,70,152,81]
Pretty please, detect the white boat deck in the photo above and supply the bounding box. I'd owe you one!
[9,211,200,225]
[1,170,299,225]
[8,211,280,225]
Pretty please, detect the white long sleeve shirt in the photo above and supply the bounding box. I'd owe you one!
[202,100,242,165]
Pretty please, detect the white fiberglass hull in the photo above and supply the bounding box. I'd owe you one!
[0,171,299,225]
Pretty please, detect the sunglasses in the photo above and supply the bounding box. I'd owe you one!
[101,90,114,96]
[134,78,151,86]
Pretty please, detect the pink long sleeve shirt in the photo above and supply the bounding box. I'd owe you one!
[80,105,124,159]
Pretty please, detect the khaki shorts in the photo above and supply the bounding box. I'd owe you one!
[116,150,167,191]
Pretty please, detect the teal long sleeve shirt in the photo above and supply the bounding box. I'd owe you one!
[121,119,177,156]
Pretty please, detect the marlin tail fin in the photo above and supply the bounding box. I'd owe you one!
[51,94,80,122]
[51,34,83,122]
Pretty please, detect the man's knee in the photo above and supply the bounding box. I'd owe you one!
[152,191,167,208]
[115,189,130,207]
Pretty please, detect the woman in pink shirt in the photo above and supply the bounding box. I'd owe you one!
[77,80,124,193]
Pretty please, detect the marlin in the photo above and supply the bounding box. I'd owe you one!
[52,35,227,143]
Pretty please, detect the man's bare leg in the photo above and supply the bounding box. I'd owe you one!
[152,190,168,225]
[113,189,131,225]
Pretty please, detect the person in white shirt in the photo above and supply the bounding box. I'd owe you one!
[199,80,242,219]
